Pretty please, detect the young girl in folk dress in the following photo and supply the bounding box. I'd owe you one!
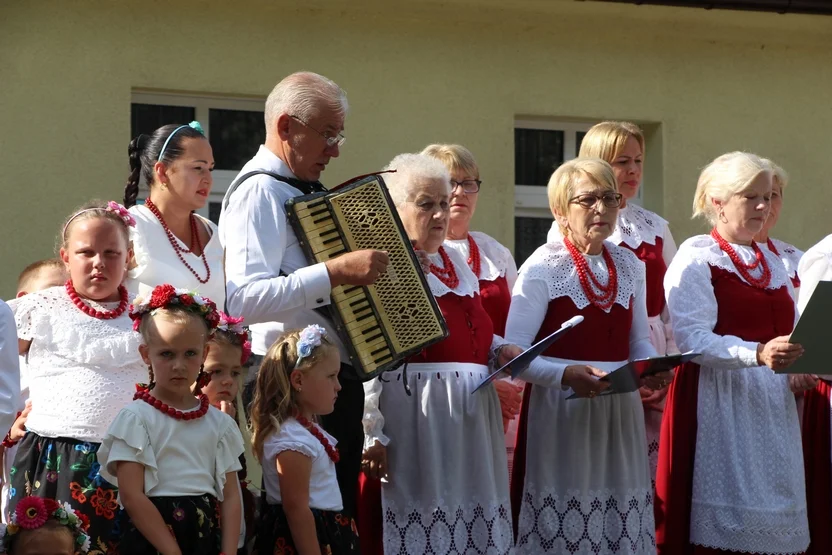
[8,201,145,552]
[197,312,256,553]
[1,495,91,554]
[97,286,244,555]
[250,325,359,555]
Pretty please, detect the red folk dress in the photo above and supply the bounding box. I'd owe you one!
[505,241,657,554]
[656,234,808,555]
[359,246,512,555]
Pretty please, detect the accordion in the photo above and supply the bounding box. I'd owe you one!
[285,174,448,380]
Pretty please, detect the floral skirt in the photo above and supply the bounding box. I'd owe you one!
[255,503,359,555]
[10,433,121,553]
[116,495,220,555]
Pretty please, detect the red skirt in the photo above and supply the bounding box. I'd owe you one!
[803,380,832,555]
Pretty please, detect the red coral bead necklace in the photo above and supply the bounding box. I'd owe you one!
[711,229,771,289]
[428,246,460,289]
[144,198,211,284]
[134,388,210,420]
[466,235,481,278]
[563,237,618,310]
[295,414,340,463]
[66,280,129,320]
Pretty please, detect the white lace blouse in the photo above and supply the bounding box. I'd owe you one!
[9,286,146,442]
[127,205,226,308]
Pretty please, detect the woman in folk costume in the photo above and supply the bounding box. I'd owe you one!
[544,121,676,489]
[656,151,814,555]
[356,153,521,555]
[421,143,523,461]
[507,157,665,554]
[753,159,803,298]
[795,235,832,555]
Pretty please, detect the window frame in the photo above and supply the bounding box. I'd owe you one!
[131,91,266,221]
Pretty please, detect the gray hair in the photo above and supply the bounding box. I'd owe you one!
[692,151,772,225]
[264,72,349,136]
[383,153,451,207]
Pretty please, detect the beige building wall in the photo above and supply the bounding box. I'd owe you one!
[2,0,831,297]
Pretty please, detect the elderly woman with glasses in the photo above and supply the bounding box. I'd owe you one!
[421,144,522,433]
[506,158,662,554]
[656,152,812,555]
[547,122,677,487]
[357,153,520,555]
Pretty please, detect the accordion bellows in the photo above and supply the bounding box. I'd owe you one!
[286,175,448,379]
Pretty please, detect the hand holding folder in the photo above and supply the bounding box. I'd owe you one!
[566,352,699,399]
[472,315,585,393]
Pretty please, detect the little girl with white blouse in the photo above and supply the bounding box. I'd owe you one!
[8,201,146,550]
[250,325,359,555]
[98,285,243,555]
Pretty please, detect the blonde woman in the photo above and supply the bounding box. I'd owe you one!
[657,152,812,554]
[753,159,803,297]
[506,158,662,554]
[546,122,676,486]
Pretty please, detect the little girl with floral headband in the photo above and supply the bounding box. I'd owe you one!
[196,312,255,552]
[0,495,91,554]
[97,285,244,555]
[250,325,359,555]
[7,200,146,550]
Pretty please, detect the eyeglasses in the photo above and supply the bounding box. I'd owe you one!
[289,115,346,148]
[569,192,623,210]
[450,179,481,194]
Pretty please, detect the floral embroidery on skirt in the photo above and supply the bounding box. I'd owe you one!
[10,433,120,554]
[256,503,359,555]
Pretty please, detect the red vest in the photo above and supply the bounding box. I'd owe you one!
[478,275,511,337]
[410,293,494,365]
[710,267,794,341]
[620,237,666,318]
[534,296,633,362]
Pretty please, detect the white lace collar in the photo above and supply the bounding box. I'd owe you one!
[680,234,789,290]
[759,238,802,279]
[426,246,481,298]
[609,203,667,249]
[518,240,644,312]
[443,232,513,282]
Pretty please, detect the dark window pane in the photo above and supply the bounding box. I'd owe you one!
[514,216,554,266]
[209,108,266,171]
[576,131,587,156]
[208,201,222,225]
[131,104,195,137]
[514,129,564,186]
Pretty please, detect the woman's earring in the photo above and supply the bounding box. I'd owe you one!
[718,209,729,224]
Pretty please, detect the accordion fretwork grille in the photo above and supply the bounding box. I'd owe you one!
[330,182,444,354]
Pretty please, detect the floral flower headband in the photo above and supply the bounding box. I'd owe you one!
[0,496,91,553]
[129,284,220,332]
[158,121,204,161]
[215,312,252,364]
[62,201,136,239]
[294,324,328,369]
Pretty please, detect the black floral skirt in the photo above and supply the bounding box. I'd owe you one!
[9,433,121,553]
[255,503,359,555]
[116,494,221,555]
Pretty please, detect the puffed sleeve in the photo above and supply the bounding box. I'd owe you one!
[661,223,681,355]
[214,417,244,501]
[504,272,567,389]
[126,221,152,293]
[362,378,390,451]
[97,407,158,491]
[11,293,43,342]
[629,265,659,360]
[263,424,319,462]
[665,249,760,369]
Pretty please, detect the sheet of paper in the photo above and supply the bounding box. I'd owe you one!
[784,280,832,374]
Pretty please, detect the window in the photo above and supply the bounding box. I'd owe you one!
[130,91,266,224]
[514,120,595,265]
